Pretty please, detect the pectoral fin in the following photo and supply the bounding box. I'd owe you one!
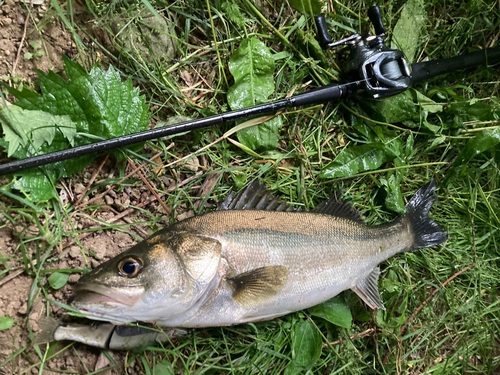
[228,266,289,307]
[352,267,385,310]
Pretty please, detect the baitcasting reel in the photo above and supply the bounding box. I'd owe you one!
[315,5,411,99]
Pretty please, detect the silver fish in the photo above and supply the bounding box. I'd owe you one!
[34,316,189,350]
[69,180,447,328]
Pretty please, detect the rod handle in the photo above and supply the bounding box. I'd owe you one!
[411,46,500,83]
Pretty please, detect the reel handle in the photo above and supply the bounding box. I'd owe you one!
[314,15,333,49]
[368,5,386,35]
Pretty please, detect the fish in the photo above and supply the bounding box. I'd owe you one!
[68,179,447,328]
[34,316,189,350]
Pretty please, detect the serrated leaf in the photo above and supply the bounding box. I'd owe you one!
[221,1,245,28]
[227,38,282,152]
[391,0,426,63]
[320,143,395,179]
[0,316,14,330]
[284,320,322,375]
[309,296,352,329]
[1,57,150,202]
[48,272,69,290]
[289,0,325,15]
[0,106,76,156]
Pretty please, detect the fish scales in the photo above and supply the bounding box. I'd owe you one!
[169,210,413,326]
[65,179,447,334]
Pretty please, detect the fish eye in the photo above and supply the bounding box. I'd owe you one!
[118,257,143,278]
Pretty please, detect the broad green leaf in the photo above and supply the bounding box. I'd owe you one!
[449,101,496,122]
[308,296,352,329]
[0,316,14,330]
[446,126,500,181]
[361,91,419,124]
[13,174,55,202]
[6,56,150,145]
[227,38,282,152]
[49,272,69,290]
[1,57,150,202]
[0,106,76,156]
[391,0,426,63]
[289,0,325,15]
[284,320,322,375]
[320,143,394,179]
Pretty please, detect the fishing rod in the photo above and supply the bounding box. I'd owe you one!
[0,6,499,176]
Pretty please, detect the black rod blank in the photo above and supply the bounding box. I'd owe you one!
[0,81,361,176]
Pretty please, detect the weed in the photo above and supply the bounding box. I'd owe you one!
[0,0,499,374]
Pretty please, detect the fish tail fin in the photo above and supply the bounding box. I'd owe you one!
[33,316,59,345]
[404,179,447,250]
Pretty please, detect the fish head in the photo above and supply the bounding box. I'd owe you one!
[71,230,222,324]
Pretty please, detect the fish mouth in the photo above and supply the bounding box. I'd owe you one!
[70,283,144,307]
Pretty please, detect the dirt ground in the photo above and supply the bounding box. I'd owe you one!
[0,157,182,374]
[0,2,166,371]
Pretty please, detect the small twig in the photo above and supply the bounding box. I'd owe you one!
[400,263,475,336]
[0,268,24,287]
[62,171,203,249]
[128,158,171,215]
[12,0,32,76]
[322,328,375,348]
[78,151,163,209]
[74,154,109,207]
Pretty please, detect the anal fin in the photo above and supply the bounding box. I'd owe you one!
[228,266,289,307]
[351,267,385,310]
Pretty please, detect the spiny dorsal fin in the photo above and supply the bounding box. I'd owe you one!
[351,267,385,310]
[312,193,365,223]
[228,265,289,307]
[217,180,295,212]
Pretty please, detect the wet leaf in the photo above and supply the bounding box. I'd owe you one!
[0,317,14,330]
[361,91,419,124]
[49,272,69,290]
[227,38,282,152]
[446,126,500,181]
[391,0,426,63]
[320,143,394,179]
[309,296,352,329]
[285,320,322,375]
[289,0,325,14]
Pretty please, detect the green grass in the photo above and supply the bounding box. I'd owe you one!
[1,0,499,374]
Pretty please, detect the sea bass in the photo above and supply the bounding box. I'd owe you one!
[69,180,447,327]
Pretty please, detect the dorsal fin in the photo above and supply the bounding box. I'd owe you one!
[217,180,296,212]
[312,192,365,223]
